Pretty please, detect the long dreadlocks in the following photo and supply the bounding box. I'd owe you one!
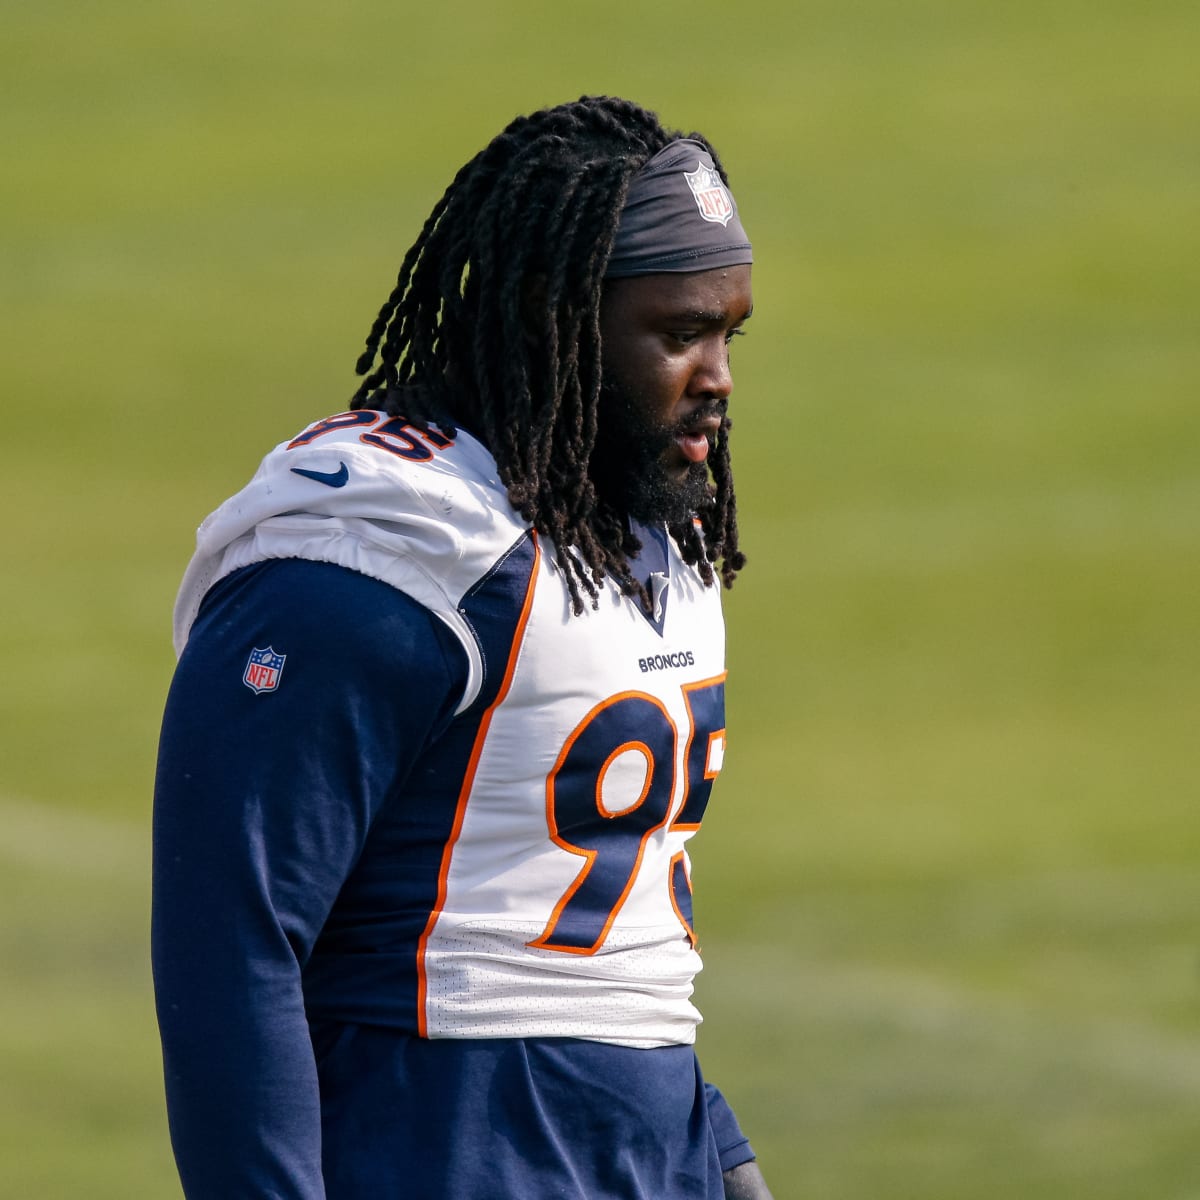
[350,95,746,614]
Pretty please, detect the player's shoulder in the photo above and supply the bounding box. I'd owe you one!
[176,409,528,663]
[239,408,530,575]
[273,409,505,511]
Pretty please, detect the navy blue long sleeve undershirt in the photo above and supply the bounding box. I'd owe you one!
[153,560,468,1197]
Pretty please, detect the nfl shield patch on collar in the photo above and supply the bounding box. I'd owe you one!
[243,646,286,694]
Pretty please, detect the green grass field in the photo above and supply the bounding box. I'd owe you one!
[3,2,1198,1195]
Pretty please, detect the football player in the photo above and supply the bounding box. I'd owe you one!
[153,95,773,1199]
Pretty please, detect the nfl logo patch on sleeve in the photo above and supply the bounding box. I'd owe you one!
[243,646,286,694]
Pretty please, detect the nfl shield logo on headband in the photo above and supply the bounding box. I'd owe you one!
[684,161,734,227]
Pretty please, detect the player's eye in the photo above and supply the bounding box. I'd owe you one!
[724,328,747,345]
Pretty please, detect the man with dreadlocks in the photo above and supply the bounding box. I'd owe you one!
[153,96,772,1199]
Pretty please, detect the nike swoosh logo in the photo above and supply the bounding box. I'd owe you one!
[291,462,349,488]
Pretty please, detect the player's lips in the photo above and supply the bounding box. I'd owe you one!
[674,416,721,464]
[675,433,710,463]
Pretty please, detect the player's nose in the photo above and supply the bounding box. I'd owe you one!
[689,338,733,401]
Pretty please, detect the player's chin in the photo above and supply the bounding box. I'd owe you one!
[660,445,701,483]
[657,460,713,517]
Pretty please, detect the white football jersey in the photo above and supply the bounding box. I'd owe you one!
[174,410,728,1047]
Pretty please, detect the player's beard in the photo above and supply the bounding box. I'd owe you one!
[591,378,716,527]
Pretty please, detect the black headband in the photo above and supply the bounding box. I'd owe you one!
[605,139,753,278]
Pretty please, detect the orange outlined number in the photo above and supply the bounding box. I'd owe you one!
[674,677,726,830]
[287,411,455,459]
[287,410,378,448]
[530,693,677,955]
[361,415,454,461]
[530,675,726,955]
[670,676,725,942]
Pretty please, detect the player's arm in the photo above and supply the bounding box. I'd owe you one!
[152,558,466,1199]
[723,1160,776,1200]
[703,1081,775,1199]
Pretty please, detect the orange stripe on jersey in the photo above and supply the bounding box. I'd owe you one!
[414,532,542,1036]
[668,850,698,947]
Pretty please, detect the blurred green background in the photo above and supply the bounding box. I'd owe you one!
[2,1,1197,1196]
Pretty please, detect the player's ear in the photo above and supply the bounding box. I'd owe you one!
[520,273,548,343]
